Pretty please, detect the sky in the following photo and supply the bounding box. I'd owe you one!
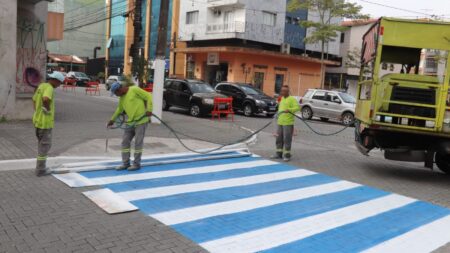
[347,0,450,20]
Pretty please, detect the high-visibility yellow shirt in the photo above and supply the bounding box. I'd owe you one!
[32,83,55,129]
[277,96,300,126]
[111,86,153,125]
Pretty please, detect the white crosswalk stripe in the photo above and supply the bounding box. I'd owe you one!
[153,180,360,225]
[200,195,416,253]
[90,160,277,185]
[363,215,450,253]
[119,169,317,201]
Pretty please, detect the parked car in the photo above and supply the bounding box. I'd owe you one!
[105,75,125,90]
[215,82,278,117]
[163,79,227,117]
[66,71,91,86]
[299,89,356,126]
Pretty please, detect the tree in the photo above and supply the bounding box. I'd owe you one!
[288,0,367,88]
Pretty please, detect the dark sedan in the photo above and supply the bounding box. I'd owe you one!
[215,82,278,117]
[163,79,227,117]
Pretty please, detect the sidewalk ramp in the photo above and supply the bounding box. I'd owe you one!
[54,150,450,253]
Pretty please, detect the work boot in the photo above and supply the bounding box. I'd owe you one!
[270,153,283,159]
[128,164,141,171]
[115,164,130,171]
[35,169,52,177]
[283,153,291,162]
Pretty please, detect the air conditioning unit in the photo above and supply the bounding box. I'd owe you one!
[281,43,291,54]
[213,9,222,16]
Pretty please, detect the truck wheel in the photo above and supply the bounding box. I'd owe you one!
[301,107,313,120]
[435,153,450,174]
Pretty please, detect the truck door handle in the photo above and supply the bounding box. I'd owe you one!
[324,103,329,105]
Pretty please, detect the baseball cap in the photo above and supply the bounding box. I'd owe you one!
[110,82,122,95]
[48,71,65,83]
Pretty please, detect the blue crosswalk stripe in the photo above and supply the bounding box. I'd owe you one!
[59,153,450,253]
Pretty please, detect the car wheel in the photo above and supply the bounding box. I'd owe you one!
[162,99,170,111]
[435,152,450,174]
[301,107,313,120]
[190,104,202,117]
[320,117,329,122]
[244,104,254,117]
[342,112,355,126]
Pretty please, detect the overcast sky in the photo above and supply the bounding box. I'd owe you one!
[348,0,450,20]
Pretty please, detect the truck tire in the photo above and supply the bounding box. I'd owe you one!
[435,153,450,174]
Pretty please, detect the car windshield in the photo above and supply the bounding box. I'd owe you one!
[240,85,263,95]
[75,72,88,78]
[339,92,356,103]
[189,82,215,93]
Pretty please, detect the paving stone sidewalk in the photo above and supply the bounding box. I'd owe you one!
[0,169,207,253]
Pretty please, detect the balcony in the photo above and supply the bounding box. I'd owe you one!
[207,0,243,7]
[206,22,245,34]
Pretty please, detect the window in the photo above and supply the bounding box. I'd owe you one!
[312,91,326,100]
[262,11,276,26]
[186,11,199,25]
[340,33,345,43]
[254,72,265,90]
[274,74,284,94]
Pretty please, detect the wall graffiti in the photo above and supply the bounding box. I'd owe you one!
[16,19,47,94]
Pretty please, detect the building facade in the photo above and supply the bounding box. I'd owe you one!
[47,0,106,59]
[0,0,63,120]
[105,0,172,77]
[175,0,339,97]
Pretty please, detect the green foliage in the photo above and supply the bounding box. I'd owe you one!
[97,72,105,79]
[287,0,368,87]
[345,47,371,75]
[131,55,148,87]
[122,74,135,87]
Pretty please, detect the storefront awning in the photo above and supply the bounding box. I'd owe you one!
[172,46,340,66]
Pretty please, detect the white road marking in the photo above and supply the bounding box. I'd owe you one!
[91,160,277,185]
[363,215,450,253]
[153,181,360,225]
[200,195,415,253]
[119,169,317,201]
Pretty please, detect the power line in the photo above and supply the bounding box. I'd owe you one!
[358,0,438,18]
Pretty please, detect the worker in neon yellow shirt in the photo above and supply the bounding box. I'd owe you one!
[108,82,153,171]
[32,71,64,176]
[273,85,300,162]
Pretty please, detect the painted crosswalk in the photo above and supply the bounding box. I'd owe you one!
[57,152,450,253]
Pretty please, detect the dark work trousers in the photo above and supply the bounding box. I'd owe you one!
[276,125,294,158]
[121,123,147,166]
[35,128,52,172]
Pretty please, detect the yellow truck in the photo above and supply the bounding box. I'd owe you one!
[355,18,450,174]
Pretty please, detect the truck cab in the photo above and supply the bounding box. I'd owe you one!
[354,18,450,174]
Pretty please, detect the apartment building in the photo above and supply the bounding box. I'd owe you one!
[174,0,339,97]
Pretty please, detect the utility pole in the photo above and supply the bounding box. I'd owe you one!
[131,0,143,86]
[152,0,170,123]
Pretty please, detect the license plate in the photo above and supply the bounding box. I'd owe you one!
[269,107,276,111]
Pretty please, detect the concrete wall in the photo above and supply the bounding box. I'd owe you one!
[0,0,17,119]
[47,0,106,58]
[0,0,49,120]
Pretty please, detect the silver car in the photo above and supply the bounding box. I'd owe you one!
[105,75,125,90]
[299,89,356,126]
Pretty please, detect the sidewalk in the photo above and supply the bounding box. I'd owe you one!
[0,136,223,253]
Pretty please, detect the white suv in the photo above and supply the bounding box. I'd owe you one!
[299,89,356,126]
